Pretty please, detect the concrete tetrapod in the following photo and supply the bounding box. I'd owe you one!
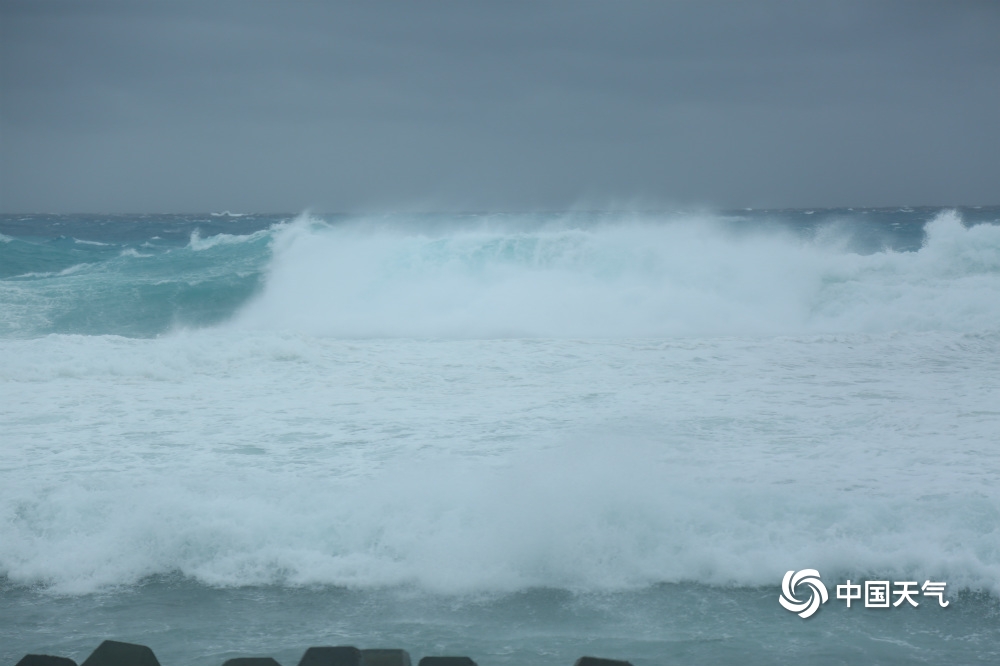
[417,658,477,666]
[574,658,634,666]
[16,657,78,666]
[80,641,161,666]
[297,646,364,666]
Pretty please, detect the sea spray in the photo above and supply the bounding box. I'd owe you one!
[233,210,1000,337]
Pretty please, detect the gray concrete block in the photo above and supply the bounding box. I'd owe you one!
[297,646,363,666]
[222,659,283,666]
[16,656,78,666]
[80,641,160,666]
[417,658,476,666]
[573,658,633,666]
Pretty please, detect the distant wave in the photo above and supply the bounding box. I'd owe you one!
[9,263,90,279]
[188,227,274,251]
[119,248,152,258]
[233,210,1000,337]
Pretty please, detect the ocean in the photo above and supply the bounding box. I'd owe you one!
[1,208,999,665]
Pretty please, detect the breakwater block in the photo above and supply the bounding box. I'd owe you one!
[223,659,283,666]
[574,658,633,666]
[297,647,363,666]
[16,656,77,666]
[417,658,476,666]
[80,641,160,666]
[361,650,411,666]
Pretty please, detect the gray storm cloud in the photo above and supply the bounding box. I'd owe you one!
[1,0,998,212]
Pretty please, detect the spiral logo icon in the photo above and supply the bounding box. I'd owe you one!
[779,569,829,618]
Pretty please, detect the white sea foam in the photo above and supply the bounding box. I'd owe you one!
[118,248,152,258]
[188,227,273,251]
[8,263,90,279]
[233,211,1000,338]
[1,329,998,595]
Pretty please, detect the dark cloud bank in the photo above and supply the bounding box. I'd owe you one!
[1,0,998,213]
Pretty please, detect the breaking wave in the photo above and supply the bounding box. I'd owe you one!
[234,210,1000,337]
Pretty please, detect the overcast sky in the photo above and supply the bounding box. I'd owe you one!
[1,0,998,213]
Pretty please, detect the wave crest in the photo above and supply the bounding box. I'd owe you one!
[233,211,1000,337]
